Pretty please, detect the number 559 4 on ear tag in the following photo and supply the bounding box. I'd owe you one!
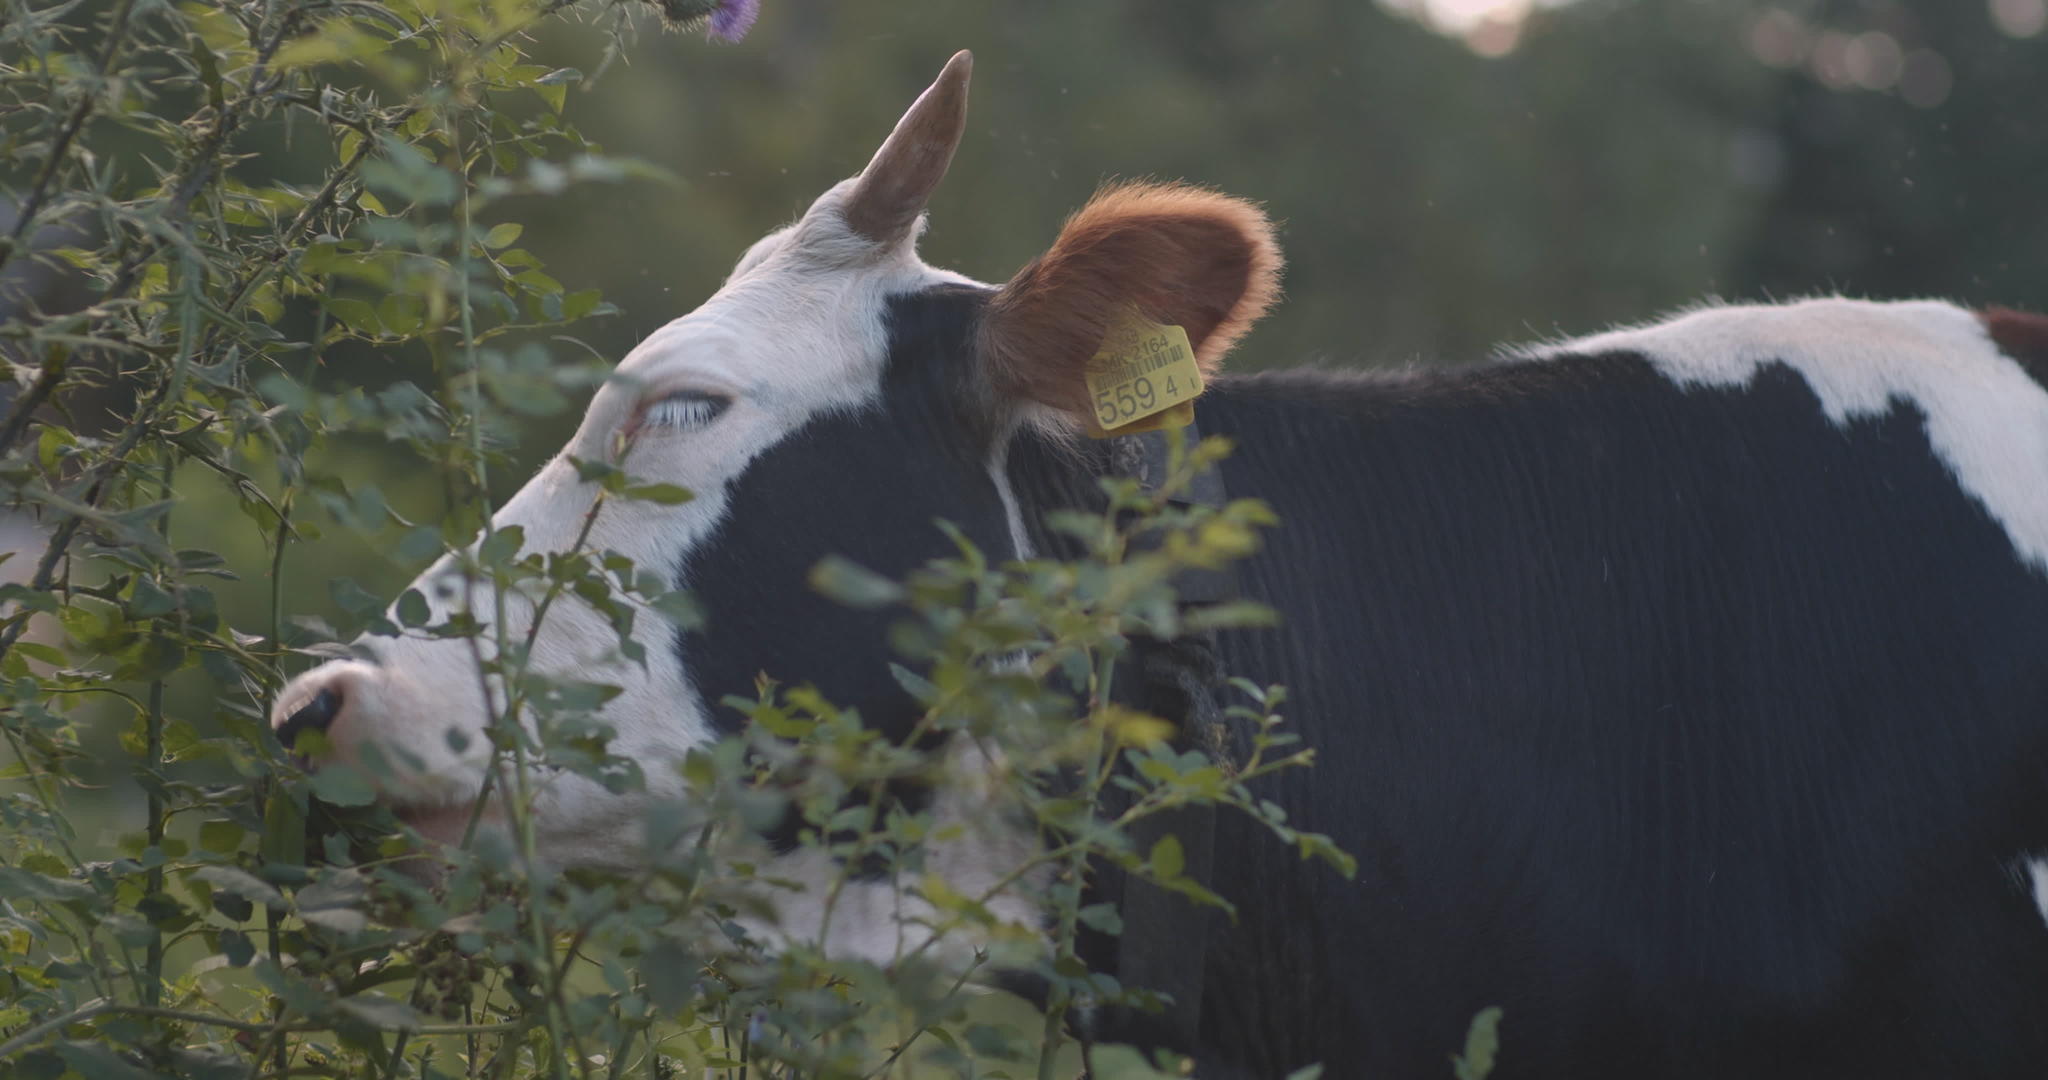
[1083,317,1204,438]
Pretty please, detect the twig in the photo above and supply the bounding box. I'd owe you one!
[0,0,140,280]
[0,998,527,1061]
[0,0,301,457]
[862,952,988,1079]
[0,368,175,670]
[0,352,68,454]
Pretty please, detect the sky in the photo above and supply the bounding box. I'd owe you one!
[1379,0,1585,56]
[1389,0,1574,31]
[1390,0,2048,55]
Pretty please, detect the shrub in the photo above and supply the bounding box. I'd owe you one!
[0,2,1349,1075]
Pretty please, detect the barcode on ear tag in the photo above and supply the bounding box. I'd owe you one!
[1083,316,1204,438]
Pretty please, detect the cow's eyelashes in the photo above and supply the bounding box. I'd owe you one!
[642,391,730,432]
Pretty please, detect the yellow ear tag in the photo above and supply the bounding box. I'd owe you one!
[1083,315,1204,438]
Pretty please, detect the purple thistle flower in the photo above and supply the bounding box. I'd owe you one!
[705,0,758,41]
[644,0,758,41]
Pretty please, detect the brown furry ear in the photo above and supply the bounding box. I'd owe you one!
[979,182,1283,417]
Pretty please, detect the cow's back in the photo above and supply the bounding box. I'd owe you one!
[1189,300,2048,1077]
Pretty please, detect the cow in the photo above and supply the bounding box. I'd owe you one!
[272,50,2048,1078]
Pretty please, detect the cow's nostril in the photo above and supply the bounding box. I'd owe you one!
[277,687,343,750]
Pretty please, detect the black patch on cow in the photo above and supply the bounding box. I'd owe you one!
[1130,353,2048,1077]
[1003,426,1111,558]
[676,285,1012,852]
[665,295,2048,1077]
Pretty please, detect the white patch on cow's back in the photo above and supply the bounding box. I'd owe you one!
[1519,297,2048,575]
[2027,858,2048,930]
[987,440,1034,561]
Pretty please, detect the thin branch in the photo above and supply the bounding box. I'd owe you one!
[0,351,68,453]
[0,997,527,1061]
[0,369,174,670]
[0,0,317,457]
[0,13,302,459]
[212,135,378,322]
[862,952,988,1079]
[0,0,141,280]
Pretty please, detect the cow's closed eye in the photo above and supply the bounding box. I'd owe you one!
[640,390,730,432]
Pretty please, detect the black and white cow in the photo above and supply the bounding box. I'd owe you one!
[275,52,2048,1078]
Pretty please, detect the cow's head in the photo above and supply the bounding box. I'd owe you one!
[272,51,1280,903]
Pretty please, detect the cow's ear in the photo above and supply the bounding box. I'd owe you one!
[843,50,973,247]
[980,182,1283,418]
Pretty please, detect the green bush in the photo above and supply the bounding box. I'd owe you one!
[0,2,1357,1077]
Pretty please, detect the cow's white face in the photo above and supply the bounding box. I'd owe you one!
[278,189,970,859]
[271,51,1281,957]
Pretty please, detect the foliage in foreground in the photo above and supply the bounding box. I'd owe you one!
[0,0,1357,1076]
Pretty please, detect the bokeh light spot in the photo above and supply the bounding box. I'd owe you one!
[1466,16,1525,58]
[1809,31,1856,90]
[1990,0,2048,39]
[1748,10,1812,69]
[1378,0,1582,56]
[1844,31,1903,91]
[1900,49,1955,108]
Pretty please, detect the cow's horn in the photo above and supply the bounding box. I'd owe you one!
[842,50,973,245]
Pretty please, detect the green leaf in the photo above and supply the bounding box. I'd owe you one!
[620,482,692,505]
[645,590,703,629]
[1077,902,1124,935]
[1149,834,1185,881]
[0,867,91,903]
[963,1023,1025,1061]
[329,577,386,619]
[198,819,245,854]
[273,17,390,70]
[299,869,367,908]
[483,222,523,249]
[308,763,377,807]
[335,994,423,1030]
[561,289,603,320]
[569,456,623,485]
[218,928,254,967]
[1182,600,1280,632]
[808,555,903,609]
[1452,1006,1504,1080]
[889,663,938,705]
[396,588,430,628]
[396,526,443,563]
[115,634,186,681]
[641,940,698,1010]
[13,641,64,666]
[514,268,564,296]
[261,791,306,868]
[376,293,423,336]
[56,1043,157,1080]
[362,136,457,206]
[192,866,285,909]
[322,297,382,335]
[106,910,157,949]
[477,525,524,567]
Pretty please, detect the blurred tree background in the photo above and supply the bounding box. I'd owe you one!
[6,0,2046,800]
[0,2,2042,1071]
[358,0,2042,599]
[512,0,2043,373]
